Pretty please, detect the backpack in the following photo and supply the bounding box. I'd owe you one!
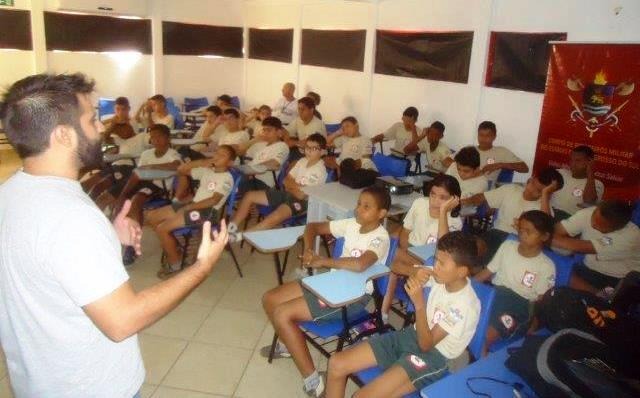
[339,158,379,189]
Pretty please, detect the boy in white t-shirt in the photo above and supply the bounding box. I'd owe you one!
[135,94,175,129]
[475,210,556,356]
[146,145,236,277]
[553,201,640,294]
[179,105,225,161]
[552,145,605,220]
[326,116,376,176]
[326,231,481,397]
[402,121,451,172]
[284,97,326,162]
[443,121,529,186]
[217,108,250,155]
[445,146,489,214]
[372,106,423,156]
[463,167,563,267]
[261,187,392,397]
[228,133,327,242]
[244,104,272,137]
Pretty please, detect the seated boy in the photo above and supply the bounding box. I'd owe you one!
[146,145,237,278]
[244,104,272,137]
[135,94,175,129]
[326,116,376,175]
[217,108,250,156]
[372,107,423,156]
[227,133,328,242]
[178,105,225,162]
[552,200,640,295]
[261,187,392,397]
[283,97,326,161]
[404,121,451,172]
[306,91,322,120]
[462,167,563,267]
[551,145,605,221]
[445,146,489,214]
[325,231,481,398]
[101,96,139,140]
[475,210,556,356]
[443,121,529,187]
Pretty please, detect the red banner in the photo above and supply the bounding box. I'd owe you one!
[533,43,640,201]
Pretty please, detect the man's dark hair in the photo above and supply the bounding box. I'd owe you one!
[572,145,595,159]
[341,116,358,125]
[430,121,445,135]
[306,132,327,149]
[402,106,419,121]
[454,146,481,169]
[150,94,166,105]
[298,96,316,110]
[115,96,130,107]
[598,200,633,230]
[0,73,95,158]
[224,108,240,119]
[307,91,321,106]
[362,186,391,211]
[262,116,283,130]
[536,167,564,190]
[437,231,478,269]
[519,210,555,244]
[206,105,222,116]
[217,94,232,105]
[478,121,497,134]
[149,124,170,138]
[218,144,237,161]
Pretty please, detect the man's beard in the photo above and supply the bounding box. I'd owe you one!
[75,123,103,170]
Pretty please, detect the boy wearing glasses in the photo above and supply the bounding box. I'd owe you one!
[228,133,328,242]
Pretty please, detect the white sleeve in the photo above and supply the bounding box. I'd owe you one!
[190,167,205,180]
[329,218,351,238]
[167,149,182,163]
[483,184,509,209]
[448,216,463,232]
[382,123,398,139]
[561,208,592,237]
[403,199,420,231]
[486,241,507,273]
[595,180,605,201]
[274,143,290,166]
[288,161,302,180]
[363,233,390,263]
[285,119,296,135]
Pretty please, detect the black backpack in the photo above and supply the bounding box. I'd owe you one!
[339,158,379,189]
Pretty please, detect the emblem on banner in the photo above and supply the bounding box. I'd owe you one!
[566,71,634,137]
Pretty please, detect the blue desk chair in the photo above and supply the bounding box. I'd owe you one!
[372,152,409,178]
[166,97,185,129]
[488,169,515,189]
[231,96,241,109]
[165,169,244,276]
[632,201,640,227]
[326,123,341,134]
[353,280,496,397]
[184,97,209,112]
[142,175,180,210]
[98,98,115,120]
[267,237,399,363]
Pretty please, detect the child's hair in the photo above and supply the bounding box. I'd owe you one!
[115,96,130,107]
[427,175,462,217]
[598,200,633,230]
[536,167,565,190]
[307,91,321,105]
[362,186,391,211]
[149,124,170,138]
[454,146,480,169]
[437,231,478,269]
[206,105,222,116]
[258,104,271,112]
[402,106,419,120]
[298,96,316,110]
[519,210,555,243]
[217,94,232,106]
[478,120,496,134]
[150,94,167,105]
[430,121,445,135]
[306,132,327,149]
[341,116,358,125]
[572,145,595,159]
[223,108,240,119]
[218,144,237,161]
[262,116,283,130]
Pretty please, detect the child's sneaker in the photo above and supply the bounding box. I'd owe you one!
[303,372,325,398]
[259,341,291,359]
[228,231,243,243]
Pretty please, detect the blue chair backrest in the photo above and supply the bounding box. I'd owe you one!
[276,159,290,188]
[325,123,341,134]
[497,169,514,184]
[166,97,185,129]
[225,169,244,219]
[326,168,336,183]
[231,96,241,109]
[184,97,209,112]
[332,237,345,259]
[468,280,496,361]
[633,201,640,227]
[372,152,408,177]
[98,98,115,119]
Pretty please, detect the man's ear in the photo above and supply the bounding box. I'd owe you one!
[51,125,75,149]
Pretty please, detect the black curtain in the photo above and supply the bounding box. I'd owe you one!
[301,29,366,71]
[0,9,32,50]
[163,21,243,57]
[249,28,293,63]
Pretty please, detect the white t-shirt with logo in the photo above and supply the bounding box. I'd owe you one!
[273,97,298,125]
[488,240,556,300]
[456,146,522,185]
[112,132,150,165]
[551,169,605,215]
[288,158,327,187]
[418,140,452,172]
[285,116,326,140]
[403,197,463,247]
[445,163,488,215]
[218,129,250,147]
[190,168,234,209]
[337,135,377,171]
[329,218,390,294]
[138,147,182,188]
[484,184,543,234]
[247,141,290,187]
[382,122,423,153]
[0,171,144,397]
[561,207,640,278]
[423,277,480,359]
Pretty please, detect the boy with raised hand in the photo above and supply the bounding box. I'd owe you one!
[102,96,138,141]
[135,94,175,129]
[244,104,272,137]
[326,231,481,398]
[445,146,489,214]
[326,116,376,174]
[217,108,250,156]
[553,200,640,295]
[372,106,423,156]
[403,121,451,172]
[283,97,326,161]
[551,145,605,221]
[462,167,563,268]
[443,121,529,187]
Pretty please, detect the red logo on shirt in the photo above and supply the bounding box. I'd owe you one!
[572,187,583,197]
[432,309,446,325]
[350,248,363,258]
[189,211,201,221]
[521,271,537,288]
[207,182,217,191]
[426,235,437,244]
[487,157,496,165]
[408,354,428,370]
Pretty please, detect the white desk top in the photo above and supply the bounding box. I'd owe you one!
[243,225,306,253]
[301,263,389,307]
[134,168,177,181]
[408,243,437,264]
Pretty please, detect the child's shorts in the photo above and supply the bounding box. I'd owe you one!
[368,327,448,390]
[104,165,135,196]
[300,282,370,323]
[171,202,221,227]
[489,286,532,338]
[265,189,308,216]
[573,263,621,290]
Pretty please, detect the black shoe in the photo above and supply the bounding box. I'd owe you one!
[122,246,137,266]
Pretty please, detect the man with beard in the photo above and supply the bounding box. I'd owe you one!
[0,73,229,397]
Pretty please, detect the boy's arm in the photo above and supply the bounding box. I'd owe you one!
[474,268,494,283]
[326,129,343,147]
[398,227,411,250]
[177,159,212,175]
[582,160,598,205]
[371,133,385,143]
[283,174,306,200]
[551,235,597,254]
[405,275,448,352]
[483,161,529,175]
[141,160,181,171]
[403,131,427,155]
[438,196,459,238]
[310,250,379,272]
[461,193,487,208]
[540,180,559,215]
[302,222,332,253]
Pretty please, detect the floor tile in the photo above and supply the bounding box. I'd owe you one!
[145,303,212,340]
[216,277,275,313]
[140,383,158,398]
[152,386,226,397]
[139,334,188,385]
[193,308,267,350]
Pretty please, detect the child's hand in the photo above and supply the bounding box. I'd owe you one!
[300,248,315,267]
[441,195,460,215]
[405,276,425,308]
[481,163,502,174]
[511,217,520,232]
[412,266,433,285]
